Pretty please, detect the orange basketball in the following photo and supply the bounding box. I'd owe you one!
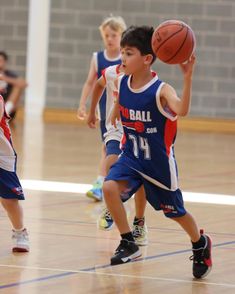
[152,20,196,64]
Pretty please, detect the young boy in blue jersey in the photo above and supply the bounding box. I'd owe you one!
[103,26,212,279]
[77,16,126,201]
[0,95,29,252]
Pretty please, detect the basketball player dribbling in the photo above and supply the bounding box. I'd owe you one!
[103,26,212,279]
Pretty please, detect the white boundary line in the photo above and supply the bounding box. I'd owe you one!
[21,180,92,194]
[20,179,235,206]
[0,264,235,288]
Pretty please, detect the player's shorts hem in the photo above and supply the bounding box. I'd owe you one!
[106,140,121,156]
[0,167,25,200]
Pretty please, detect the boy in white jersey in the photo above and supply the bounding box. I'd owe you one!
[87,64,148,246]
[103,26,212,279]
[0,95,29,252]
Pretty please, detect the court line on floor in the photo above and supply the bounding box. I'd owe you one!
[1,215,235,239]
[82,240,235,271]
[0,240,234,289]
[21,179,235,205]
[0,264,234,290]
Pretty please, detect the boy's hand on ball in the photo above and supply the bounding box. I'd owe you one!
[179,54,196,78]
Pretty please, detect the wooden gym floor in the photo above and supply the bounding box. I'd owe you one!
[0,116,234,293]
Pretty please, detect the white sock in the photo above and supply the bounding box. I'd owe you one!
[97,175,105,184]
[13,228,25,232]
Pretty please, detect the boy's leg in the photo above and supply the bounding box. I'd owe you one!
[172,213,212,279]
[132,186,148,246]
[103,180,141,265]
[97,150,119,230]
[86,143,106,201]
[134,185,146,219]
[171,212,200,242]
[5,86,23,119]
[1,198,24,229]
[1,198,29,252]
[143,181,212,279]
[0,168,29,252]
[103,180,130,233]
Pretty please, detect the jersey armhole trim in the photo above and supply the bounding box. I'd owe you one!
[156,83,178,122]
[117,75,124,93]
[92,52,98,73]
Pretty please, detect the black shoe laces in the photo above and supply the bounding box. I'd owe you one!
[115,240,128,253]
[133,225,144,238]
[190,237,208,264]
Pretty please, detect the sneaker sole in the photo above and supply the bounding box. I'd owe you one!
[200,266,212,279]
[193,235,213,279]
[134,239,148,246]
[199,235,213,279]
[12,247,29,253]
[86,192,102,202]
[111,249,142,265]
[97,222,114,231]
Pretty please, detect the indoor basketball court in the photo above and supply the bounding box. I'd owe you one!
[0,1,235,293]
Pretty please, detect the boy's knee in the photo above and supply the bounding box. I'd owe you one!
[102,181,114,197]
[1,198,18,209]
[165,212,187,220]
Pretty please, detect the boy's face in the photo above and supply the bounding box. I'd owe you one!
[101,26,121,51]
[121,46,148,75]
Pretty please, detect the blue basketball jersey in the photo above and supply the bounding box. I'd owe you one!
[96,51,121,121]
[118,74,178,191]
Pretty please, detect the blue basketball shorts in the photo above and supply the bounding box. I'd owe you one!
[0,167,25,200]
[106,140,122,156]
[105,157,186,218]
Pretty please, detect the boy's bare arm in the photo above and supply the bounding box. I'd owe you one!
[0,74,27,89]
[111,97,120,128]
[77,57,97,120]
[87,76,105,128]
[110,78,121,127]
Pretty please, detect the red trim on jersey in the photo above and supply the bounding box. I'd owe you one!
[0,96,11,142]
[101,68,107,82]
[151,71,157,77]
[164,119,177,157]
[120,133,126,150]
[116,64,121,74]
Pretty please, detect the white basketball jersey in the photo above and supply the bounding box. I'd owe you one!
[102,65,124,144]
[0,96,16,172]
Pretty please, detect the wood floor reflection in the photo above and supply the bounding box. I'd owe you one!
[0,117,234,294]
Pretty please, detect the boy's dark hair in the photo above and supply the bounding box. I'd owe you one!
[121,26,156,64]
[0,51,8,61]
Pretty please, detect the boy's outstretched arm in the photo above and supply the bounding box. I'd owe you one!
[111,95,121,128]
[111,78,121,128]
[87,76,105,129]
[160,55,196,117]
[0,74,27,89]
[77,57,97,120]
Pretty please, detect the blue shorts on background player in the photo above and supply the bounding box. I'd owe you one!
[103,26,212,279]
[0,95,29,252]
